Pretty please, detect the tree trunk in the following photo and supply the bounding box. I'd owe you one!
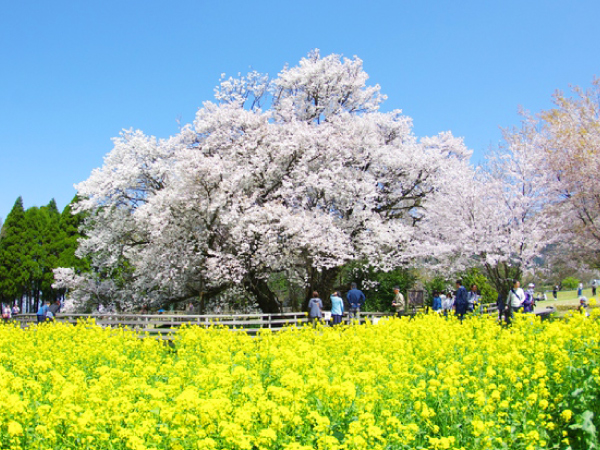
[484,261,522,301]
[305,266,342,310]
[244,277,281,313]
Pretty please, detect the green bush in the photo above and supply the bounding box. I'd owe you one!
[423,276,452,306]
[458,268,498,304]
[349,266,416,312]
[562,276,580,290]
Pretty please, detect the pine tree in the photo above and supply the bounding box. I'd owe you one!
[38,200,63,303]
[0,198,73,312]
[54,196,90,303]
[58,196,89,272]
[0,197,29,310]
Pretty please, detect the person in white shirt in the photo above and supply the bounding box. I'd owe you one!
[441,291,454,316]
[505,280,525,324]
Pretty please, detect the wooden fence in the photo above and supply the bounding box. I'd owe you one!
[12,311,392,338]
[10,304,554,339]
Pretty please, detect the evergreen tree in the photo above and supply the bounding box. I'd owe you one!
[0,197,81,311]
[0,197,29,310]
[54,196,90,303]
[57,196,89,272]
[38,200,63,303]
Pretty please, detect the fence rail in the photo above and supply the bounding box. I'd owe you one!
[9,304,553,339]
[11,312,392,338]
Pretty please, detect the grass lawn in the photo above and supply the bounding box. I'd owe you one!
[542,288,596,306]
[536,288,598,317]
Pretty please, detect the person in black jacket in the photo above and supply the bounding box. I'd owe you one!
[346,283,366,320]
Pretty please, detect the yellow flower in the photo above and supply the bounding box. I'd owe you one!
[561,409,573,422]
[7,421,23,436]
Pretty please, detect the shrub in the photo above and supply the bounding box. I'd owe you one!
[562,276,580,290]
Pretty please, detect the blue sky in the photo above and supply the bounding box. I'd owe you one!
[1,0,599,221]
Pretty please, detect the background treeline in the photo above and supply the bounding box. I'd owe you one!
[0,194,504,314]
[0,196,87,313]
[0,193,584,314]
[0,194,497,314]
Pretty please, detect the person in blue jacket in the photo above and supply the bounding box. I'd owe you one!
[330,291,344,325]
[347,283,366,320]
[454,280,468,320]
[36,301,50,323]
[432,291,442,313]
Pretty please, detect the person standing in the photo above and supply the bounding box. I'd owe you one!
[432,291,442,313]
[2,304,11,322]
[466,284,479,313]
[496,291,505,321]
[523,283,535,313]
[506,280,525,324]
[438,291,447,314]
[591,280,597,297]
[347,283,366,320]
[454,280,468,320]
[441,291,454,316]
[36,301,50,324]
[578,282,583,297]
[391,286,405,317]
[308,291,323,325]
[11,303,20,316]
[330,291,344,325]
[553,285,558,300]
[48,300,61,319]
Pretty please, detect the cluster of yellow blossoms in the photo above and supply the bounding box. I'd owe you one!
[0,310,598,450]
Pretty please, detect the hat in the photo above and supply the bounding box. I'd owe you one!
[528,283,535,288]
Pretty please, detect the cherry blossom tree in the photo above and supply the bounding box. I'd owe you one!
[55,50,473,312]
[422,116,561,298]
[537,80,600,266]
[479,123,560,295]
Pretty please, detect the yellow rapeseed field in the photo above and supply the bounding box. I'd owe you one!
[0,310,599,450]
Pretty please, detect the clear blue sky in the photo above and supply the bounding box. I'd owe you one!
[1,0,599,221]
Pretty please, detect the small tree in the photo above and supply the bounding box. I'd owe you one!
[561,276,580,290]
[459,268,498,304]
